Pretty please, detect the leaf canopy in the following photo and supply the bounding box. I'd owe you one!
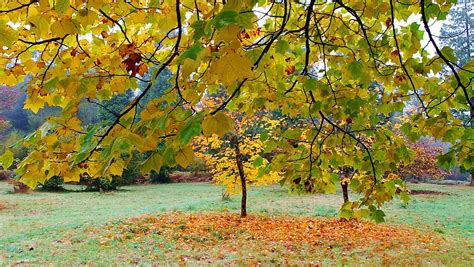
[0,0,472,220]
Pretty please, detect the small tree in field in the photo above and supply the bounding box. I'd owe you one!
[398,138,450,182]
[194,112,280,217]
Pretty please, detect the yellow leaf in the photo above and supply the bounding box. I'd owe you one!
[181,58,198,78]
[62,167,81,182]
[51,18,77,37]
[28,15,50,39]
[0,23,18,48]
[175,146,194,168]
[202,112,233,137]
[24,96,45,113]
[141,153,162,174]
[209,50,252,87]
[140,100,161,120]
[0,150,14,170]
[77,8,98,27]
[109,162,124,176]
[215,25,240,44]
[45,135,58,146]
[20,175,38,189]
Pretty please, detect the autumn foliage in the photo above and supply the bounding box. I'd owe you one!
[95,212,447,264]
[399,138,450,180]
[0,0,472,220]
[193,112,280,196]
[0,85,20,139]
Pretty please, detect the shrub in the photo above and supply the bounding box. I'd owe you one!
[37,176,64,191]
[0,170,14,180]
[187,158,208,174]
[150,166,171,184]
[79,174,119,191]
[84,177,119,191]
[118,152,147,185]
[120,167,142,185]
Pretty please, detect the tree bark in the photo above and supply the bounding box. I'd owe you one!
[234,138,247,217]
[341,182,349,203]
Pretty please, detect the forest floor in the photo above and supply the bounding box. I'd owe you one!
[0,181,472,265]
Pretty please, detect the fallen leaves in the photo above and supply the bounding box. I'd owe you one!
[94,212,448,264]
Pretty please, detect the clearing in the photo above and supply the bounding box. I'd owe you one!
[0,181,472,265]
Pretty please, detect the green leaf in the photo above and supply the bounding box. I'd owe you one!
[437,150,456,170]
[440,46,457,63]
[349,179,360,190]
[348,61,363,78]
[275,40,289,54]
[339,209,353,220]
[400,191,411,204]
[54,0,70,14]
[163,148,176,166]
[0,150,14,170]
[236,12,256,29]
[278,177,286,186]
[424,4,440,19]
[179,118,201,145]
[191,21,207,41]
[372,209,385,223]
[260,131,268,142]
[253,156,264,167]
[303,78,317,91]
[178,43,203,64]
[73,126,97,164]
[211,10,239,29]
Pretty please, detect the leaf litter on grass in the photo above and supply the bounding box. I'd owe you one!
[86,212,460,264]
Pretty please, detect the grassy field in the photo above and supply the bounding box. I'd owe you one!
[0,181,472,265]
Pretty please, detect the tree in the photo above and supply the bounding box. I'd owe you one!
[0,0,473,221]
[440,1,474,185]
[194,111,280,217]
[0,85,20,139]
[398,138,450,181]
[440,1,473,66]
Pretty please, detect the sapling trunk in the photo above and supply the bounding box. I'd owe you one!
[341,182,349,203]
[234,137,247,217]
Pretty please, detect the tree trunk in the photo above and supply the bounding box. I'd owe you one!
[234,139,247,217]
[341,182,349,203]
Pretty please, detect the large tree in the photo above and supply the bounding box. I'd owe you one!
[440,0,473,185]
[0,0,472,220]
[440,0,473,66]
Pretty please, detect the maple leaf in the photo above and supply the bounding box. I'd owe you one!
[209,51,253,87]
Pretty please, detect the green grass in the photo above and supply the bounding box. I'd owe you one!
[0,181,472,265]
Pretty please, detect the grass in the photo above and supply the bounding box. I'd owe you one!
[0,181,472,265]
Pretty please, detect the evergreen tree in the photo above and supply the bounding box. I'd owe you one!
[440,1,473,66]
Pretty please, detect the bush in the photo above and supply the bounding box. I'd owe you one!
[150,166,171,184]
[187,158,207,174]
[118,152,147,185]
[37,176,64,191]
[0,170,14,180]
[120,167,142,185]
[84,177,119,191]
[79,174,119,191]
